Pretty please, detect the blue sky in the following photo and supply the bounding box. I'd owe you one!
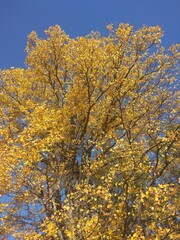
[0,1,179,239]
[0,0,180,69]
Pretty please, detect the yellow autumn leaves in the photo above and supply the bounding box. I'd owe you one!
[0,23,179,239]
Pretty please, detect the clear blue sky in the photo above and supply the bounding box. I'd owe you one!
[0,1,179,239]
[0,0,180,69]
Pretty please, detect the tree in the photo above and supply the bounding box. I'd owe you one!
[0,24,179,239]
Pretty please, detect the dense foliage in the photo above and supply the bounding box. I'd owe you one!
[0,24,180,239]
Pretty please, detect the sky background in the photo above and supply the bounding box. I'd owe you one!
[0,0,180,69]
[0,1,179,239]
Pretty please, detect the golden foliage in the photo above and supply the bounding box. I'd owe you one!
[0,24,179,239]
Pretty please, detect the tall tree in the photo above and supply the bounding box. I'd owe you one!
[0,24,179,239]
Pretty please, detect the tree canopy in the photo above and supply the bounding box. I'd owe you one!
[0,24,180,239]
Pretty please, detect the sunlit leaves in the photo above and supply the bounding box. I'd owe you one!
[0,23,179,239]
